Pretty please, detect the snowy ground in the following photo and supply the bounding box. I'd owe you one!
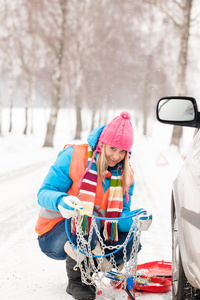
[0,108,195,300]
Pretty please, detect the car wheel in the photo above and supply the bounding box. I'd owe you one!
[172,205,200,299]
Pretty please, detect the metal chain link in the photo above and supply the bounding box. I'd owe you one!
[70,212,141,298]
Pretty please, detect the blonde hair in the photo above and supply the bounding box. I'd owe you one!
[96,144,130,192]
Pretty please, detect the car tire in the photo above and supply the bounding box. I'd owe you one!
[172,200,200,299]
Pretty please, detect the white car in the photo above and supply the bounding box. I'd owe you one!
[156,96,200,300]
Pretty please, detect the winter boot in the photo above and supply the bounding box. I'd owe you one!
[66,255,96,300]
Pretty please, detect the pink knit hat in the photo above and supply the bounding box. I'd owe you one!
[78,111,133,189]
[99,111,133,152]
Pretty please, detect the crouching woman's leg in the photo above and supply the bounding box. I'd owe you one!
[104,231,142,267]
[64,212,101,300]
[38,216,100,300]
[38,219,67,260]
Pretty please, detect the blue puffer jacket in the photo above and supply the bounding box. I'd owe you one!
[37,125,135,232]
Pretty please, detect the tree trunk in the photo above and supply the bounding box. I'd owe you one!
[171,126,183,147]
[0,91,2,135]
[43,106,59,147]
[30,63,36,134]
[74,94,82,139]
[23,78,29,135]
[143,53,153,136]
[23,107,28,135]
[74,68,84,139]
[43,59,62,147]
[8,58,13,133]
[170,0,192,147]
[43,0,67,147]
[90,109,96,132]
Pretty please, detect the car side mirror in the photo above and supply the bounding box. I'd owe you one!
[156,96,200,128]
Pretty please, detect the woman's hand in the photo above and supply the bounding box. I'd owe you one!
[58,196,83,219]
[139,212,152,231]
[118,209,152,232]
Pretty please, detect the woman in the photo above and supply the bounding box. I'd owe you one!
[35,111,152,300]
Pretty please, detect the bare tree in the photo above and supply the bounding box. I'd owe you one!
[66,0,101,139]
[4,0,39,135]
[66,0,119,139]
[154,0,194,147]
[0,91,2,135]
[43,0,67,147]
[7,57,14,132]
[171,0,193,147]
[23,77,29,135]
[26,0,37,135]
[2,0,200,145]
[4,1,15,133]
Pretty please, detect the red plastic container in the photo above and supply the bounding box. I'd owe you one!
[137,260,172,279]
[134,275,171,293]
[134,260,172,293]
[110,261,172,293]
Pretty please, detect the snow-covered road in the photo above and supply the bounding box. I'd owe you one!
[1,135,184,300]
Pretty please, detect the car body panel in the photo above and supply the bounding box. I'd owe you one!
[172,129,200,289]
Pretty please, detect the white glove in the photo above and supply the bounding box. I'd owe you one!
[58,195,83,219]
[139,212,152,231]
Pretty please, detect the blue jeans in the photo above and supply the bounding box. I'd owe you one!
[38,214,141,265]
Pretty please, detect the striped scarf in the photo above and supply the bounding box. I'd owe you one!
[76,147,123,242]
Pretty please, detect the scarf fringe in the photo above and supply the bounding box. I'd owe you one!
[103,220,119,242]
[71,215,92,235]
[72,217,119,242]
[82,215,92,234]
[71,217,77,235]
